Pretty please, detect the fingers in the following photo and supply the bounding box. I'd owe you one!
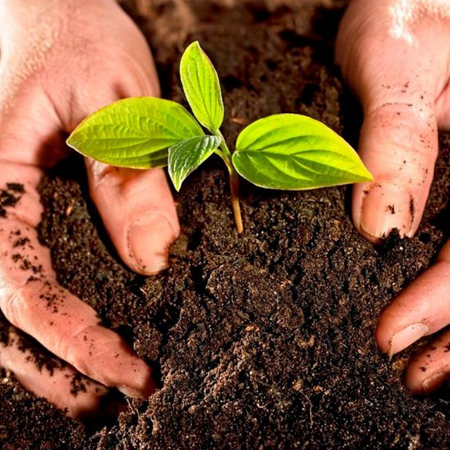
[376,238,450,396]
[0,165,155,398]
[376,239,450,356]
[0,328,119,419]
[85,162,180,275]
[3,278,155,398]
[336,0,450,243]
[2,254,155,399]
[404,328,450,395]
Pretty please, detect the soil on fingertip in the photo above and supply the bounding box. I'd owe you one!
[2,0,450,449]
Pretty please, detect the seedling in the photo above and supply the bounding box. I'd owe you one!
[67,42,372,233]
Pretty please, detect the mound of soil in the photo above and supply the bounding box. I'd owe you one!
[2,0,450,448]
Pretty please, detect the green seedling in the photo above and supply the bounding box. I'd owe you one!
[67,42,372,233]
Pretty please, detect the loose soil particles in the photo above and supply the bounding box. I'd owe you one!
[2,0,450,448]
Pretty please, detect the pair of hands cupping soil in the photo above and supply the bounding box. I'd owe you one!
[0,0,450,418]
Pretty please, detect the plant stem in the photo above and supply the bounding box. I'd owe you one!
[228,166,243,234]
[214,130,244,233]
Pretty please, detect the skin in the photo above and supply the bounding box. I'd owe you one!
[336,0,450,394]
[1,0,450,418]
[0,0,179,417]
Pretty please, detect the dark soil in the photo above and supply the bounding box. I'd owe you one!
[2,0,450,449]
[0,183,25,218]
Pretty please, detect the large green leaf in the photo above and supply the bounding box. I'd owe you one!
[168,135,221,191]
[67,97,204,169]
[180,41,224,133]
[233,114,373,190]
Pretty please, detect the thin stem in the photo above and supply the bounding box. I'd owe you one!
[229,166,243,234]
[213,129,244,234]
[215,129,233,164]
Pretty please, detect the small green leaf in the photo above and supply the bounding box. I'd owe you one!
[180,41,224,133]
[233,114,373,190]
[168,135,221,191]
[67,97,204,169]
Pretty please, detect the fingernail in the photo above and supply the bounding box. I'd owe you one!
[422,372,445,394]
[389,323,429,356]
[117,367,156,399]
[115,356,155,399]
[128,214,178,275]
[118,385,146,399]
[360,183,413,240]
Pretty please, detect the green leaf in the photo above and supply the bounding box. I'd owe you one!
[168,135,221,191]
[233,114,373,190]
[67,97,204,169]
[180,41,224,133]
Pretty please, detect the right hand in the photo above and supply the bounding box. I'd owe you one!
[0,0,180,417]
[336,0,450,394]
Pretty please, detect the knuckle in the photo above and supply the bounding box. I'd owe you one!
[0,282,27,329]
[63,325,119,386]
[365,102,438,158]
[63,325,97,375]
[367,101,434,131]
[87,160,128,189]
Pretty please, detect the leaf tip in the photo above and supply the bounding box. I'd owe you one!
[65,132,79,153]
[65,134,74,148]
[357,165,374,183]
[184,40,202,56]
[168,171,181,192]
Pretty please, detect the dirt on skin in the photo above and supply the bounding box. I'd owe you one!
[2,0,450,449]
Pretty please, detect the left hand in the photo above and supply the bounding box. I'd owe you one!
[336,0,450,393]
[0,0,180,417]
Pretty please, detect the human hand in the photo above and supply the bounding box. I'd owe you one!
[336,0,450,394]
[0,0,179,417]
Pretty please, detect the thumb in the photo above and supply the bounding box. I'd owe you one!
[80,69,180,276]
[353,98,437,242]
[63,41,181,276]
[86,162,180,275]
[336,0,450,242]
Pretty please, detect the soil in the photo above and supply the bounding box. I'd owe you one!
[2,0,450,449]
